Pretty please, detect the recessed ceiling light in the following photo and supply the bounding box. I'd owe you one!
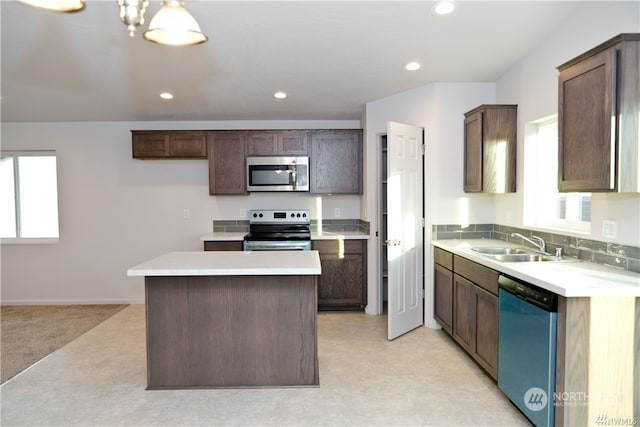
[160,92,174,100]
[273,91,287,99]
[433,1,454,15]
[404,62,422,71]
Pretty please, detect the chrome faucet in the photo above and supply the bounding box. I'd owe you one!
[511,232,546,254]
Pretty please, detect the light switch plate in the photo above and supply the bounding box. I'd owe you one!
[602,220,617,239]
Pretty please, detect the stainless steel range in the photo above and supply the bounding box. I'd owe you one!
[243,209,311,251]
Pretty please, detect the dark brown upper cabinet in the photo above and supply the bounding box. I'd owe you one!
[557,33,640,193]
[132,130,207,159]
[310,129,363,194]
[463,105,517,193]
[207,131,247,195]
[246,130,309,156]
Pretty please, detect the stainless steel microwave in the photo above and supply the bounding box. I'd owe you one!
[246,156,309,192]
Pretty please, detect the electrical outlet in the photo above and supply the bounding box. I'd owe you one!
[334,208,341,217]
[183,209,191,220]
[239,208,246,218]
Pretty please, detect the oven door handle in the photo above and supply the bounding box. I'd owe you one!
[243,241,311,251]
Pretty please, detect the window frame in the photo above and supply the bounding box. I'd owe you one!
[0,150,60,244]
[523,116,591,235]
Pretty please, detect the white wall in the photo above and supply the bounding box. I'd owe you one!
[495,0,640,246]
[0,119,359,304]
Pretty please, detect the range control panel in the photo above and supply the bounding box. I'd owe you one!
[248,210,310,224]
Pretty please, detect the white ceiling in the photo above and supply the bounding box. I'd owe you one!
[1,0,583,123]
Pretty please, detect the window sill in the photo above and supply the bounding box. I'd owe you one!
[1,237,59,244]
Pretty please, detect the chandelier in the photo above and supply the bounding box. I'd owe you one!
[17,0,208,46]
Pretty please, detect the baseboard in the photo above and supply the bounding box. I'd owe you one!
[0,298,144,306]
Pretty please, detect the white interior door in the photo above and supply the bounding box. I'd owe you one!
[386,121,424,340]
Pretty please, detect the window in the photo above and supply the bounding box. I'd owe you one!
[0,151,59,241]
[523,116,591,233]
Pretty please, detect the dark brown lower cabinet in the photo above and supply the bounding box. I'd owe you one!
[312,239,367,311]
[434,263,453,335]
[204,239,367,311]
[473,285,499,379]
[203,241,243,251]
[453,274,475,354]
[434,248,498,380]
[452,272,498,379]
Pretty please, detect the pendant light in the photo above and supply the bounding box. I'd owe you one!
[17,0,84,12]
[143,0,207,46]
[119,0,149,37]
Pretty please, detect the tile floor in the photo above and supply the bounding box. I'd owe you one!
[0,305,529,426]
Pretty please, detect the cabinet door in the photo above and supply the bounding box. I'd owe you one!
[313,240,366,310]
[434,264,453,335]
[317,253,365,308]
[246,131,309,156]
[246,131,279,155]
[558,48,616,191]
[483,107,517,193]
[207,132,247,195]
[463,111,483,192]
[310,130,363,194]
[473,286,498,380]
[132,131,170,158]
[279,130,309,155]
[452,274,474,353]
[169,131,207,158]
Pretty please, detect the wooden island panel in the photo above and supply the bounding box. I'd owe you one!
[145,274,318,389]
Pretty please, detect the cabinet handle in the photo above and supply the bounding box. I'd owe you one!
[384,240,401,247]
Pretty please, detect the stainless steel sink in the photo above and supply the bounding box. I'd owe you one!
[471,247,536,255]
[491,253,560,262]
[470,246,567,262]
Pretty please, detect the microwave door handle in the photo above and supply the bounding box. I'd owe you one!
[291,162,297,190]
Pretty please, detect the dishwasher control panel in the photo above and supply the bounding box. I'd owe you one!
[498,275,557,312]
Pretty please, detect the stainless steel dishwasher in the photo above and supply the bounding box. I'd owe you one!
[498,275,558,427]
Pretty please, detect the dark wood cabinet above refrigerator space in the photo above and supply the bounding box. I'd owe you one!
[132,130,207,159]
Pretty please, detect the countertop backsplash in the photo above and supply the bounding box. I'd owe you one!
[432,223,640,274]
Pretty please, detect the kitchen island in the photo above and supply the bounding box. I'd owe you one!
[127,251,321,389]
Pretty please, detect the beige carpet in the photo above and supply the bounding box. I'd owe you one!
[1,304,127,383]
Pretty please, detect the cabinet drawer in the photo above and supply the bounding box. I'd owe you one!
[453,255,499,296]
[434,247,453,270]
[204,241,243,251]
[312,239,364,255]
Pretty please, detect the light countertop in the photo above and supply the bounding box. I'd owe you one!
[127,250,321,277]
[432,239,640,297]
[200,231,370,242]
